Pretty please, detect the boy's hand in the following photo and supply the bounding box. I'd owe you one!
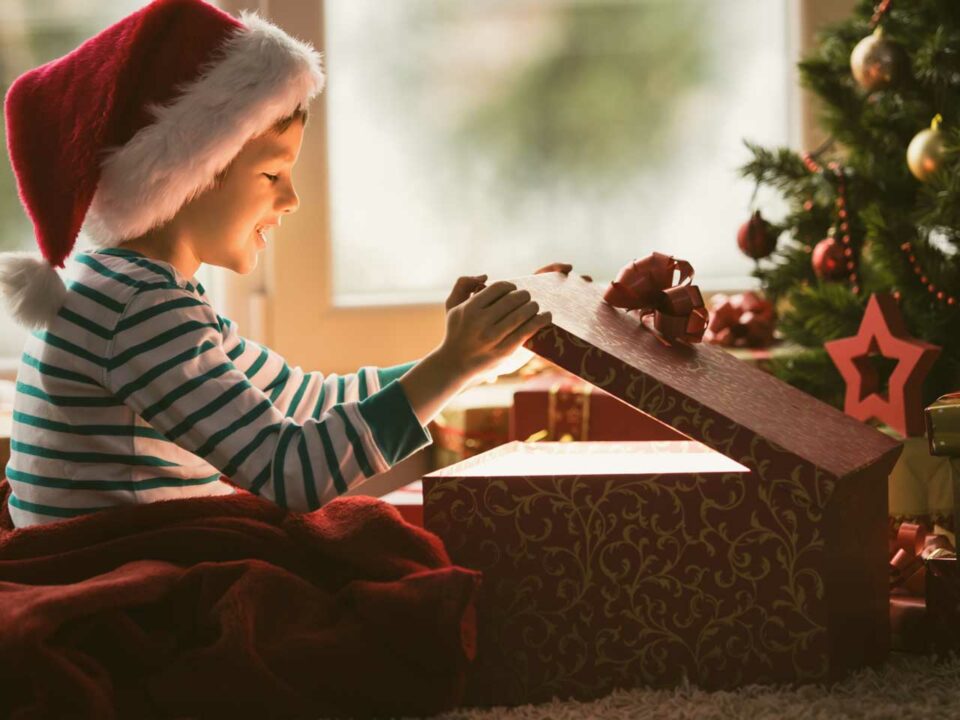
[441,280,551,379]
[398,280,551,426]
[445,265,589,312]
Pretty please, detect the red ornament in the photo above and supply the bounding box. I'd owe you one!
[737,210,777,259]
[825,293,942,437]
[812,237,847,280]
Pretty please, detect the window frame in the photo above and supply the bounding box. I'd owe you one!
[216,0,447,377]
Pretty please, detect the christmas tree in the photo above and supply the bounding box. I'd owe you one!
[741,0,960,411]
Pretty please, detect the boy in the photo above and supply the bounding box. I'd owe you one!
[0,0,558,528]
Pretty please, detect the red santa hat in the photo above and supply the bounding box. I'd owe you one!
[0,0,324,327]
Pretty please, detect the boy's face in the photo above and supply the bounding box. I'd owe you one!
[178,121,305,274]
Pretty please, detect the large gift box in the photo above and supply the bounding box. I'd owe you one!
[423,273,902,706]
[510,369,684,442]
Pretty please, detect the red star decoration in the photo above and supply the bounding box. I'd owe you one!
[825,293,941,437]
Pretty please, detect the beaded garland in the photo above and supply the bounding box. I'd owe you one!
[802,152,860,296]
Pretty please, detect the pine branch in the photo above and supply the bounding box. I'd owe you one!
[777,282,866,347]
[769,348,845,410]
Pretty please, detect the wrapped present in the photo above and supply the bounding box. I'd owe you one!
[927,556,960,656]
[429,381,517,470]
[926,392,960,457]
[510,369,684,443]
[890,596,928,653]
[888,435,959,544]
[423,265,902,705]
[703,291,776,348]
[887,521,955,652]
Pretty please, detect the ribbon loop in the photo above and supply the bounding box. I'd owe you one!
[704,291,776,348]
[889,521,957,595]
[603,253,707,343]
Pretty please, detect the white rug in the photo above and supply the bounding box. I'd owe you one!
[425,654,960,720]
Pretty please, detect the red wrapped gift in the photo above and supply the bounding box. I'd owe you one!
[424,270,902,706]
[510,369,684,443]
[887,521,954,652]
[429,382,516,470]
[927,557,960,655]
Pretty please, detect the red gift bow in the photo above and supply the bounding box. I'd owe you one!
[704,291,776,348]
[890,522,956,595]
[603,252,708,344]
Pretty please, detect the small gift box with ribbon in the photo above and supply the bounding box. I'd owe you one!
[422,254,903,705]
[888,435,959,550]
[888,521,957,653]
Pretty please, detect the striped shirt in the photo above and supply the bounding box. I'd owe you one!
[5,248,431,529]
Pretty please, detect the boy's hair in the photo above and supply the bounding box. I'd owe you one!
[271,105,309,134]
[212,105,308,187]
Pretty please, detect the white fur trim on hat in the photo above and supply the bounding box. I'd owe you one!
[0,252,67,328]
[81,11,324,247]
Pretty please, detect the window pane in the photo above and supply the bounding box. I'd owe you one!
[0,0,225,362]
[326,0,791,306]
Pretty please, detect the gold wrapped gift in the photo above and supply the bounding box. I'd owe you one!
[926,392,960,457]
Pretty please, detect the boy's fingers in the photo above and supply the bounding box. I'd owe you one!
[446,275,489,309]
[453,274,487,292]
[485,289,532,324]
[469,280,517,309]
[494,311,552,352]
[490,298,538,339]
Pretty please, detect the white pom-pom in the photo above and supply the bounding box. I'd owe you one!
[0,252,67,329]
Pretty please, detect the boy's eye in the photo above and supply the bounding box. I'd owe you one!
[263,173,279,182]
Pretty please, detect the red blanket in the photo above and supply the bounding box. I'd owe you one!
[0,481,480,719]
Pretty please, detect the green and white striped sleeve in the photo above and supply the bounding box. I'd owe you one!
[216,311,416,424]
[103,288,432,511]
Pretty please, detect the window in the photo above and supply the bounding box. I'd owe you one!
[0,0,800,375]
[0,0,224,370]
[325,0,794,306]
[260,0,798,375]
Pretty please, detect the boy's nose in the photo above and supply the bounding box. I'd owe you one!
[280,187,300,215]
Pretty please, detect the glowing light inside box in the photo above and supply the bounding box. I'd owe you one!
[439,442,748,477]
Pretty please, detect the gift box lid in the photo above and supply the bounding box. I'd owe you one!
[511,273,901,480]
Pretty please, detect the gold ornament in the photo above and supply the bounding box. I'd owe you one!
[907,114,945,182]
[850,27,900,92]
